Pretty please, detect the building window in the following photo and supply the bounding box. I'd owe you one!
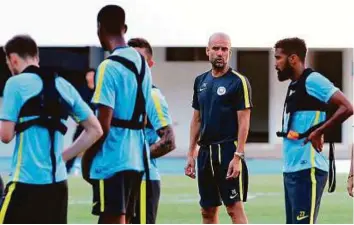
[166,47,208,61]
[313,50,343,143]
[237,50,269,143]
[0,47,91,95]
[0,49,11,96]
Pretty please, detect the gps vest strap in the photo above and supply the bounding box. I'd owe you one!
[107,54,146,130]
[15,66,70,183]
[106,54,151,190]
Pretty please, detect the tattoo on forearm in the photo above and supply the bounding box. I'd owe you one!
[150,125,176,158]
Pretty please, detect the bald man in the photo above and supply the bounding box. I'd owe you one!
[185,32,252,224]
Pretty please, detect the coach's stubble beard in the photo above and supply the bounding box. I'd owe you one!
[211,58,228,72]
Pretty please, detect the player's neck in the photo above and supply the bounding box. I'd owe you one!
[212,66,230,78]
[18,60,40,74]
[292,65,305,81]
[107,37,127,53]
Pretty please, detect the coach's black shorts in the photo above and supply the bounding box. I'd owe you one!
[0,180,68,224]
[131,179,161,224]
[91,170,143,218]
[197,141,249,208]
[284,168,328,224]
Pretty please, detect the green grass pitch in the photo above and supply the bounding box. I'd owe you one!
[63,174,353,224]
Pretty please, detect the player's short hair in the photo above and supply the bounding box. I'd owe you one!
[86,68,96,74]
[4,35,38,58]
[128,38,153,57]
[274,37,307,62]
[97,5,125,35]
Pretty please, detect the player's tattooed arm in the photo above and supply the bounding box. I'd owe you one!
[150,125,176,158]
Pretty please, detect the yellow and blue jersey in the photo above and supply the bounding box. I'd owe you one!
[282,72,339,173]
[90,47,157,179]
[145,87,173,181]
[0,72,93,184]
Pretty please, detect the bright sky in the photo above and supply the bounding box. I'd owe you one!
[0,0,353,47]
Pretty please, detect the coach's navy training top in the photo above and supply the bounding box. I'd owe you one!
[192,68,253,146]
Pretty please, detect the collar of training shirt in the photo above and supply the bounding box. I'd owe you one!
[22,65,41,74]
[210,67,232,78]
[111,45,130,53]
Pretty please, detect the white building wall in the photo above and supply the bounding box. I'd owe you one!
[268,49,288,145]
[150,48,210,156]
[342,49,353,147]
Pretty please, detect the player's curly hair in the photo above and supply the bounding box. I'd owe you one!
[274,37,307,62]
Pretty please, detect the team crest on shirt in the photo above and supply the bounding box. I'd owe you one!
[217,86,226,96]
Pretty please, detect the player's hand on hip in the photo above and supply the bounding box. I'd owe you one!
[347,175,354,197]
[226,157,241,180]
[185,156,196,179]
[304,130,324,152]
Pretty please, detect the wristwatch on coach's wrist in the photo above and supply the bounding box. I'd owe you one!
[234,151,245,160]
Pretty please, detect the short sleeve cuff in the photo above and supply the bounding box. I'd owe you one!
[73,111,94,123]
[324,87,339,103]
[91,100,115,110]
[192,103,200,110]
[0,115,17,122]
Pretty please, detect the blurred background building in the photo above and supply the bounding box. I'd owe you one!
[0,0,352,160]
